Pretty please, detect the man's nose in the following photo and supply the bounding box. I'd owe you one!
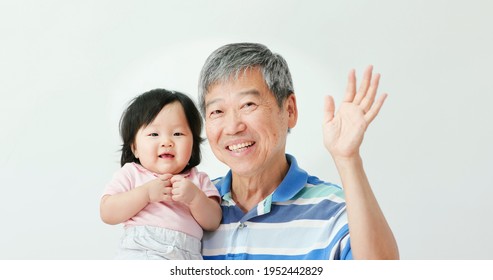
[224,111,246,135]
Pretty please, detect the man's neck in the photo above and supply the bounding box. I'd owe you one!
[230,159,289,213]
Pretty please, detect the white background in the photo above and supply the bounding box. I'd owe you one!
[1,0,492,259]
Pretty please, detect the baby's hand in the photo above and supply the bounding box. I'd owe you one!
[147,174,173,203]
[169,175,200,206]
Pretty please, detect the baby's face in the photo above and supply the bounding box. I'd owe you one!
[132,102,193,175]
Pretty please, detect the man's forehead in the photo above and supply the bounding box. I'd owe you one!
[205,89,261,108]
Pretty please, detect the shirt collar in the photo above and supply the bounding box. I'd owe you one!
[272,154,308,202]
[131,162,191,178]
[216,154,308,202]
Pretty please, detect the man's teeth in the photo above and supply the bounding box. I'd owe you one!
[228,142,253,151]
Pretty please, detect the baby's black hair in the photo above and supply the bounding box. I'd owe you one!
[119,88,204,171]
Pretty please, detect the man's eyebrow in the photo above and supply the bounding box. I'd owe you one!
[239,89,260,98]
[205,89,261,109]
[204,98,220,109]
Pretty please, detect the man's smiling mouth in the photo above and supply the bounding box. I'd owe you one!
[227,142,254,152]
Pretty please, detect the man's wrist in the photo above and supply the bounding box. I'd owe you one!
[333,154,362,167]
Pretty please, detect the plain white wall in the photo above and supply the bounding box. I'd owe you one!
[1,0,492,259]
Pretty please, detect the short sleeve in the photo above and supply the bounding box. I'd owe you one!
[190,168,220,200]
[101,163,136,198]
[340,236,353,260]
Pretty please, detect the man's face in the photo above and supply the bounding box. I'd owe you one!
[204,68,297,177]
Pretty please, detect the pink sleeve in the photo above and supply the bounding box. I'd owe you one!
[193,169,220,199]
[101,163,135,197]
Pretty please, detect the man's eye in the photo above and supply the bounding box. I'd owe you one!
[209,110,223,118]
[242,102,257,110]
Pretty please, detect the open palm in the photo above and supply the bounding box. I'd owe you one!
[323,65,387,159]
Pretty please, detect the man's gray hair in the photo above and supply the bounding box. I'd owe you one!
[198,43,294,115]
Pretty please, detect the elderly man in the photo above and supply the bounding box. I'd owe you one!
[198,42,398,260]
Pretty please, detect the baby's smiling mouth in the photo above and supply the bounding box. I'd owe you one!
[159,153,174,158]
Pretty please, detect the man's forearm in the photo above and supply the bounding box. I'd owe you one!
[334,155,399,260]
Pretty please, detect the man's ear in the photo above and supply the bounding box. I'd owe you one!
[286,93,298,129]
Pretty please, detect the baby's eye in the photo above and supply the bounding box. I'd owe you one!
[173,132,185,136]
[148,133,159,137]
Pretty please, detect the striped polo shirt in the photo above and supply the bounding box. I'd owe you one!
[202,154,352,260]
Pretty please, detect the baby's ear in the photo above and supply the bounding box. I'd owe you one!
[131,144,139,159]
